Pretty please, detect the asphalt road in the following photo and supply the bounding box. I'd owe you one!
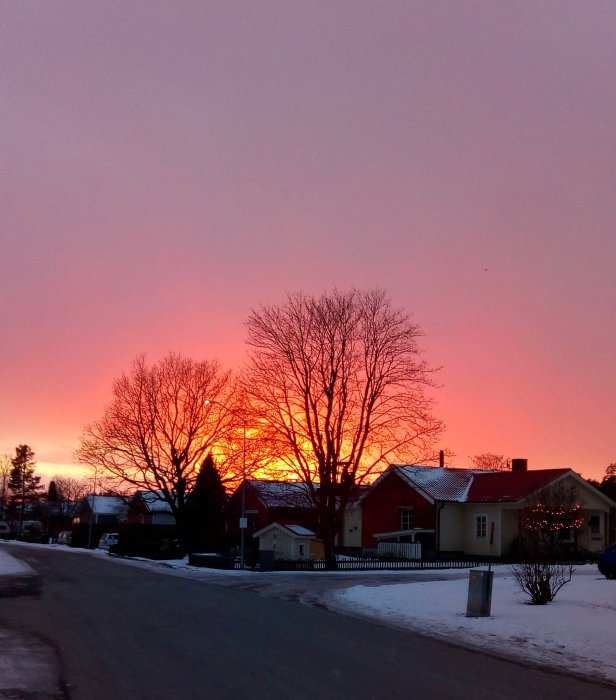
[1,547,614,700]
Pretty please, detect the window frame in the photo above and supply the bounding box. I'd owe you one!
[589,513,602,539]
[475,513,488,539]
[400,506,415,531]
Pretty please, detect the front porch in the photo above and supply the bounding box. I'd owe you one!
[373,528,436,559]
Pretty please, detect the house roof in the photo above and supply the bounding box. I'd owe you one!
[247,480,315,509]
[86,495,128,515]
[466,469,571,503]
[393,465,484,502]
[252,521,317,538]
[390,464,576,504]
[135,491,174,513]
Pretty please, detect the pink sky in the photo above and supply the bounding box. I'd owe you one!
[2,2,615,482]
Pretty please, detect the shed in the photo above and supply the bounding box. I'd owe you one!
[253,522,323,560]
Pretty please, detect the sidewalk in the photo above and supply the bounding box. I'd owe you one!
[0,550,62,699]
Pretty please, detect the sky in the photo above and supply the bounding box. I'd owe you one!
[2,1,615,482]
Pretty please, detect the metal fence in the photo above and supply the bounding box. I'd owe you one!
[271,558,487,572]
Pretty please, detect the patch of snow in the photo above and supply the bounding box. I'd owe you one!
[0,548,36,575]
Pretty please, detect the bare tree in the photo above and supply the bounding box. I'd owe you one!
[50,476,91,519]
[598,462,616,501]
[471,453,509,471]
[512,485,584,604]
[242,289,443,568]
[76,353,241,550]
[52,476,90,502]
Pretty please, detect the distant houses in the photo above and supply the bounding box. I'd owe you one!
[71,495,129,548]
[236,458,616,562]
[127,491,175,526]
[225,479,319,558]
[56,457,615,563]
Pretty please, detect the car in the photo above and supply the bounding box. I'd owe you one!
[57,531,72,545]
[598,544,616,579]
[98,533,119,551]
[20,520,44,542]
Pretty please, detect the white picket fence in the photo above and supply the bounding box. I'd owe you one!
[377,542,422,559]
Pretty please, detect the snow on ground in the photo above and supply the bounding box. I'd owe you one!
[333,565,616,685]
[1,542,615,684]
[0,547,36,575]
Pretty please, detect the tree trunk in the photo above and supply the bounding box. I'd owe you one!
[320,508,338,571]
[174,501,188,557]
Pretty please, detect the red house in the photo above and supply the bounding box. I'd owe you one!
[357,460,616,559]
[226,480,319,550]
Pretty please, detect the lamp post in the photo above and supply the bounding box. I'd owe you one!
[205,400,248,569]
[239,418,247,570]
[87,465,98,549]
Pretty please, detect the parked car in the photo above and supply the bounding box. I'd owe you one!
[598,544,616,579]
[20,520,44,542]
[0,521,11,539]
[98,533,119,551]
[57,531,72,545]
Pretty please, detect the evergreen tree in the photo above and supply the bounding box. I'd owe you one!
[8,444,44,537]
[185,454,227,553]
[47,480,59,502]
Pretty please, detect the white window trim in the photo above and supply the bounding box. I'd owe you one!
[400,506,415,531]
[475,513,488,539]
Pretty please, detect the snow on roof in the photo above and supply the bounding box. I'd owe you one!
[284,523,315,536]
[137,491,174,513]
[86,495,128,515]
[392,465,574,503]
[248,480,315,508]
[252,521,317,538]
[394,465,485,502]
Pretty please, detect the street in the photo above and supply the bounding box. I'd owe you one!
[1,546,614,700]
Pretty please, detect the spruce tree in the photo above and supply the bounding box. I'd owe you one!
[8,444,44,537]
[47,480,59,502]
[185,454,227,553]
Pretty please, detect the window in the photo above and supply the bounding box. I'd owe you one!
[400,507,415,531]
[589,513,602,539]
[475,514,487,538]
[298,544,305,557]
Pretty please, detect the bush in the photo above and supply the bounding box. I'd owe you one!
[511,562,574,605]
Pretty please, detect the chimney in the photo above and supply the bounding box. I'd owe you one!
[439,450,445,468]
[511,458,528,473]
